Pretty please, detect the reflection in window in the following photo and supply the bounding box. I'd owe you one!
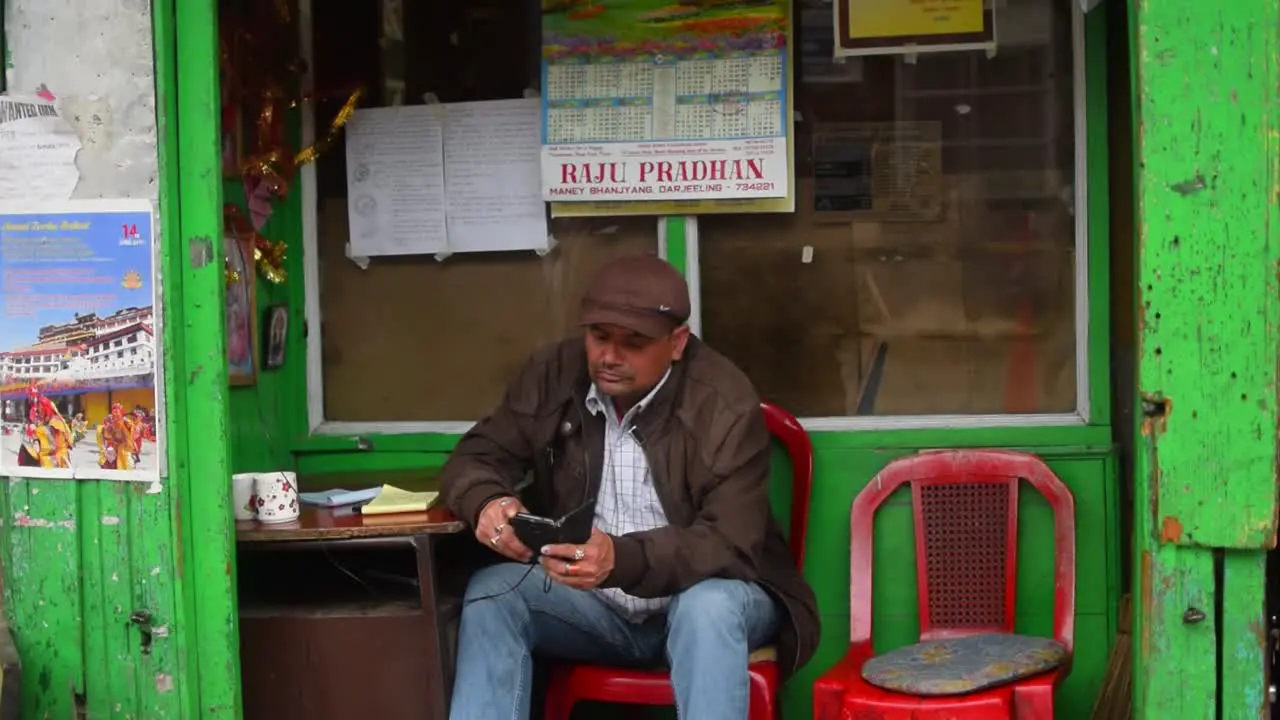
[700,0,1078,418]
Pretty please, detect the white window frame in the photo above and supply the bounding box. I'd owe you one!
[299,0,1090,437]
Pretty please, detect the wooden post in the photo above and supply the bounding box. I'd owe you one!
[1129,0,1279,717]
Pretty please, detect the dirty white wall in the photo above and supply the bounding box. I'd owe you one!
[4,0,159,198]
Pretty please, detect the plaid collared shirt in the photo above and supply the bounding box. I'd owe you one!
[586,368,672,622]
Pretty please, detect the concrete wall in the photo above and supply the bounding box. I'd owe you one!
[5,0,158,199]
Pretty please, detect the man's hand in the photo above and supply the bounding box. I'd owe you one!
[541,528,614,590]
[475,495,533,562]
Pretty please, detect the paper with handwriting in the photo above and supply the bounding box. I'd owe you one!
[443,98,549,253]
[344,104,448,256]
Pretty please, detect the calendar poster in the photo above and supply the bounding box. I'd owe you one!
[541,0,791,203]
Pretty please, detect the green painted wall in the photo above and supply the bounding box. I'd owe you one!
[224,180,307,476]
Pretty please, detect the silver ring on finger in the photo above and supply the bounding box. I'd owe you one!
[489,535,500,546]
[573,546,585,561]
[494,523,506,534]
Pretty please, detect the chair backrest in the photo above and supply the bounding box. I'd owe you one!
[849,449,1075,654]
[760,402,813,568]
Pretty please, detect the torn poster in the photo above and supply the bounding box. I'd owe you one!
[0,95,82,201]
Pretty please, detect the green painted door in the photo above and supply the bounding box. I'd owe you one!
[0,482,188,718]
[0,0,241,717]
[1128,0,1278,716]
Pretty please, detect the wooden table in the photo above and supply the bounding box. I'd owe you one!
[236,504,464,542]
[236,503,466,720]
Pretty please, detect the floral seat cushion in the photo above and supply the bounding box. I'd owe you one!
[861,633,1067,696]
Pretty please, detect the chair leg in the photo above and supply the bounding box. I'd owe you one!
[747,665,777,720]
[1013,678,1056,719]
[811,680,846,720]
[543,669,574,720]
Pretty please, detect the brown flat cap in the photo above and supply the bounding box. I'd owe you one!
[579,254,691,338]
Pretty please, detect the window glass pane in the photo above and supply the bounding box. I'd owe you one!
[700,0,1078,418]
[318,210,657,422]
[310,0,657,423]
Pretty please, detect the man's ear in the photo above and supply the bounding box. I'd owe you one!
[670,325,691,361]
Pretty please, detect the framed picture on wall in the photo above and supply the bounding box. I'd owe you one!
[225,218,257,386]
[263,305,288,370]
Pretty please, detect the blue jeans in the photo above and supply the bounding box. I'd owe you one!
[449,562,780,720]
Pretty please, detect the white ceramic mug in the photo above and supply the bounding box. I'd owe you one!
[254,471,300,524]
[231,473,257,521]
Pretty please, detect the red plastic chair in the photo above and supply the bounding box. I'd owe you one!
[543,402,814,720]
[813,449,1075,720]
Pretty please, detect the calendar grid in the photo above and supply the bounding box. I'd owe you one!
[542,51,788,146]
[539,0,792,201]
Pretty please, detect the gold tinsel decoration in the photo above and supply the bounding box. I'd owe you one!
[219,0,361,283]
[224,205,288,286]
[240,87,363,202]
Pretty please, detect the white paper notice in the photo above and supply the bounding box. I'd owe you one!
[443,99,549,253]
[0,95,82,201]
[344,105,448,256]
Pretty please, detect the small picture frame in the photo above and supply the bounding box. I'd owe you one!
[263,305,289,371]
[224,220,257,386]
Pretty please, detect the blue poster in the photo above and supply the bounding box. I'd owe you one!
[0,199,161,481]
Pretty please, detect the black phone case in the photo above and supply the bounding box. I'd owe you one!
[511,502,593,551]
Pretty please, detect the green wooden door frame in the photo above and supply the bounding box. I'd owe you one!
[1128,0,1277,717]
[156,0,241,716]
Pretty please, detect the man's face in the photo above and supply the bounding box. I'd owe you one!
[585,323,689,399]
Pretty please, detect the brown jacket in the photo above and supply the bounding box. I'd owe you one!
[441,336,820,678]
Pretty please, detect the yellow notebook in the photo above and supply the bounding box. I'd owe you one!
[360,484,439,516]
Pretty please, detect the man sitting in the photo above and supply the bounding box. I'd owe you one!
[442,254,819,720]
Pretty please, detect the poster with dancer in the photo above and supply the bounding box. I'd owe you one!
[0,199,163,482]
[541,0,792,202]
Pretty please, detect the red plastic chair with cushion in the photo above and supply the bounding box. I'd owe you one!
[813,449,1075,719]
[542,402,813,720]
